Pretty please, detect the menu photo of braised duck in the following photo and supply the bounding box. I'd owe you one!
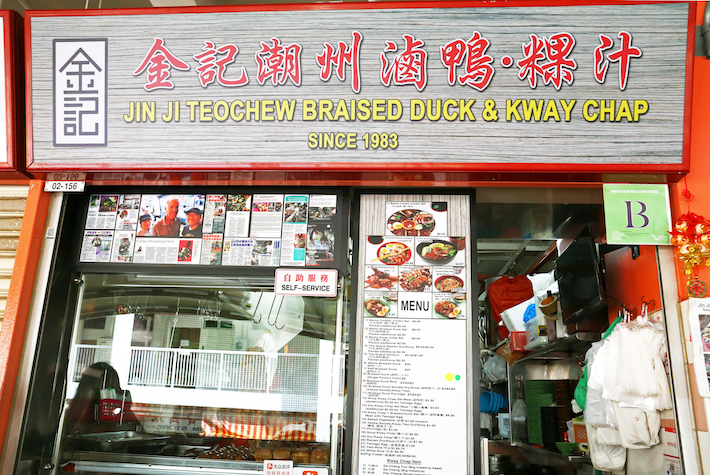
[364,266,399,290]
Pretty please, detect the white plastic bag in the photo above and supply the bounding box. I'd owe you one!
[584,340,618,428]
[482,354,507,383]
[527,271,555,296]
[585,386,618,429]
[587,423,627,472]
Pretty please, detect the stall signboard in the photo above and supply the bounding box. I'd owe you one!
[26,2,692,173]
[78,191,343,269]
[602,183,672,245]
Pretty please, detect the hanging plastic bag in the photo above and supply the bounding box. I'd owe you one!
[586,423,627,472]
[482,354,507,383]
[583,342,618,428]
[585,386,618,429]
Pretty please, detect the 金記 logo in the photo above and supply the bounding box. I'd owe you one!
[53,39,108,147]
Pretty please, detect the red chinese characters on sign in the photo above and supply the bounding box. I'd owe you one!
[133,38,190,91]
[381,34,428,91]
[193,41,248,88]
[131,31,643,93]
[594,31,642,90]
[517,33,577,90]
[274,268,337,297]
[440,31,495,91]
[316,31,363,93]
[255,38,303,86]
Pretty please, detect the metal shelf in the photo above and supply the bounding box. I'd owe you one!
[512,332,599,365]
[510,441,591,464]
[67,450,330,474]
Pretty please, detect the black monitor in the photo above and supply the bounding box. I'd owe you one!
[555,225,607,324]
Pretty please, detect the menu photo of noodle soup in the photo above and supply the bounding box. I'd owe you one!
[414,236,466,267]
[366,235,414,266]
[432,266,466,294]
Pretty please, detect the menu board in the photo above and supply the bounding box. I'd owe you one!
[363,236,466,320]
[357,198,471,475]
[79,191,339,268]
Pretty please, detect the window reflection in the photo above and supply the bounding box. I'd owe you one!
[61,274,344,471]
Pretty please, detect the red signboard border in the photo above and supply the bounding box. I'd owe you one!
[24,1,696,178]
[1,10,25,175]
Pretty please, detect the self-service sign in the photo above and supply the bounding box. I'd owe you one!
[603,184,672,245]
[275,268,338,297]
[264,460,293,475]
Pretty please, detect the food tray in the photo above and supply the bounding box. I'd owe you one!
[66,431,176,455]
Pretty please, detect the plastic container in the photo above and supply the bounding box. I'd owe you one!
[522,302,548,350]
[509,332,528,352]
[524,314,548,350]
[511,398,528,441]
[539,290,559,319]
[555,442,578,455]
[497,413,510,438]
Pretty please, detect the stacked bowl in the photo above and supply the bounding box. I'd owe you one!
[480,391,508,414]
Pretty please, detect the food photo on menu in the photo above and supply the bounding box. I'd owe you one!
[366,236,414,266]
[414,237,466,266]
[433,269,466,293]
[433,294,466,319]
[436,275,464,292]
[365,266,398,290]
[398,266,433,292]
[385,201,448,237]
[387,208,436,236]
[364,291,398,317]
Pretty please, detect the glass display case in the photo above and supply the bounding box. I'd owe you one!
[57,273,347,474]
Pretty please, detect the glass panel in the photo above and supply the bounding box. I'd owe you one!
[59,273,347,474]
